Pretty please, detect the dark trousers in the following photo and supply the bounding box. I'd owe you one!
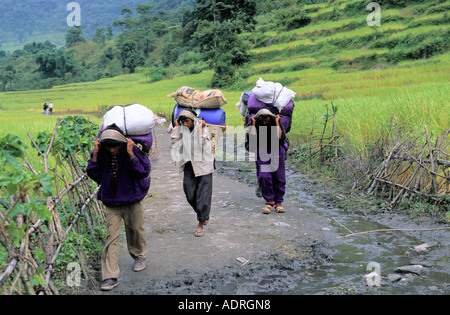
[183,162,213,222]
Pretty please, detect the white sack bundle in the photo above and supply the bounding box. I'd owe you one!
[251,77,296,111]
[103,104,155,136]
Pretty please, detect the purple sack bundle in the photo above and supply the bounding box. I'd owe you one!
[247,94,294,133]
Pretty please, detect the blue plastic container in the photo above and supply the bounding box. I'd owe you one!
[173,104,226,126]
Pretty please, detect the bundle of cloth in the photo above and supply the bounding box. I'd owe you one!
[252,77,296,113]
[237,78,296,134]
[100,104,155,154]
[168,87,227,133]
[167,86,227,109]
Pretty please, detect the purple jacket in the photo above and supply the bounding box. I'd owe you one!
[86,144,151,206]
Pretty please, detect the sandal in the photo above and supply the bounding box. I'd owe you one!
[262,204,273,214]
[195,230,204,237]
[275,205,285,213]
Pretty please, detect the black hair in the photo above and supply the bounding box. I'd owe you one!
[255,114,276,127]
[177,108,198,123]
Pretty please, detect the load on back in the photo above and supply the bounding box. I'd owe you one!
[100,104,155,153]
[168,86,227,127]
[168,86,227,156]
[167,86,227,109]
[238,78,296,134]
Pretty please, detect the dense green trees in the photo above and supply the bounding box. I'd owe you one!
[65,27,86,48]
[0,0,258,90]
[35,49,77,79]
[0,65,15,91]
[118,41,145,73]
[82,0,257,88]
[190,0,256,87]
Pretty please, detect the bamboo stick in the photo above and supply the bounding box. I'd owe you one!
[390,154,450,166]
[338,226,450,239]
[373,177,442,200]
[424,124,438,194]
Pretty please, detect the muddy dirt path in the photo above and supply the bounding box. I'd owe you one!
[99,128,449,295]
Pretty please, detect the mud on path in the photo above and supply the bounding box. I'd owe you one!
[100,128,336,295]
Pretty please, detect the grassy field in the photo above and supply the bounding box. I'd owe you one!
[0,70,232,159]
[1,51,448,155]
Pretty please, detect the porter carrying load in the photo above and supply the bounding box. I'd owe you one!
[101,104,155,154]
[167,86,227,109]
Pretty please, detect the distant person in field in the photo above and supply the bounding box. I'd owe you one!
[86,124,151,291]
[48,102,54,115]
[43,103,48,115]
[170,109,214,237]
[247,109,287,214]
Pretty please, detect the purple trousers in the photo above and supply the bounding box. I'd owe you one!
[256,145,286,205]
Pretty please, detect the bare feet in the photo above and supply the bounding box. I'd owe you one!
[195,221,205,237]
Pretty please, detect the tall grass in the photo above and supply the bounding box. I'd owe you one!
[0,111,65,170]
[234,52,449,153]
